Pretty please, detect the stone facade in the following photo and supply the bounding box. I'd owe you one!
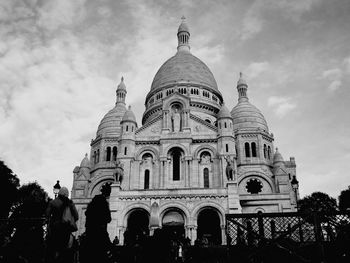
[71,19,299,245]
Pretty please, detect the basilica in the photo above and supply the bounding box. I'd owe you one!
[71,19,299,245]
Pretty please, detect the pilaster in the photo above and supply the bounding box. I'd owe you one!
[227,181,242,214]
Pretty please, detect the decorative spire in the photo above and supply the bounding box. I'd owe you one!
[237,72,248,102]
[116,76,127,105]
[177,16,190,52]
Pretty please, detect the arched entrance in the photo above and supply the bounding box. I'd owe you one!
[162,210,185,242]
[197,209,222,245]
[125,209,149,246]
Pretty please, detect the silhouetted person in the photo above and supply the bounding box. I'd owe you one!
[80,194,112,263]
[46,187,78,263]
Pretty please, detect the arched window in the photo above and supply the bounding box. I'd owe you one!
[203,168,209,188]
[144,170,150,189]
[224,122,227,128]
[97,149,100,162]
[264,144,267,158]
[171,148,181,181]
[251,142,257,157]
[93,151,97,164]
[124,147,127,155]
[112,146,117,161]
[106,147,111,161]
[132,126,134,132]
[245,142,251,157]
[126,125,128,132]
[226,144,229,153]
[219,122,221,129]
[268,146,271,159]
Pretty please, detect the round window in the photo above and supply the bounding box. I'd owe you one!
[246,178,263,194]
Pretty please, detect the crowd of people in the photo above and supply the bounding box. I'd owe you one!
[0,182,218,263]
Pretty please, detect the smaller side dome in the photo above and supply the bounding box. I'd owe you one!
[218,104,232,119]
[122,105,137,124]
[80,153,90,168]
[273,148,284,164]
[231,101,269,131]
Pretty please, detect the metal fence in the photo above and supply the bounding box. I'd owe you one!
[226,211,350,263]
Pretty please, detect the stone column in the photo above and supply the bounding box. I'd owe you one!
[184,159,188,186]
[257,134,264,160]
[185,225,191,239]
[191,158,199,187]
[165,159,170,187]
[191,226,197,245]
[118,226,126,245]
[186,160,191,187]
[109,183,121,242]
[159,160,164,188]
[221,224,227,245]
[220,156,226,186]
[227,181,242,214]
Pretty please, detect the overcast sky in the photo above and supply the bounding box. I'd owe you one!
[0,0,349,199]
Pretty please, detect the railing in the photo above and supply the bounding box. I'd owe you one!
[226,211,350,263]
[1,212,350,263]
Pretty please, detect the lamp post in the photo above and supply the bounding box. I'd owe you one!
[53,180,61,198]
[291,175,299,211]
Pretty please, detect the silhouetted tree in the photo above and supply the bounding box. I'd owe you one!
[339,186,350,211]
[0,160,20,218]
[8,182,49,263]
[298,191,338,214]
[298,192,338,224]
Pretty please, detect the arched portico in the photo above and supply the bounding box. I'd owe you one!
[159,206,187,245]
[124,208,150,246]
[193,205,226,245]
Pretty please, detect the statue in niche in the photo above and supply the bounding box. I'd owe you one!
[142,153,153,165]
[171,108,181,132]
[224,156,237,181]
[114,160,124,184]
[200,153,211,164]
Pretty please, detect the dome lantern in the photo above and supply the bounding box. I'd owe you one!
[237,72,248,102]
[116,76,127,105]
[177,16,190,53]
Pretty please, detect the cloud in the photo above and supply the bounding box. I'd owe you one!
[344,56,350,74]
[322,68,342,79]
[239,0,322,40]
[267,96,297,117]
[240,1,264,40]
[322,68,343,92]
[245,62,270,79]
[36,0,87,31]
[327,80,342,92]
[0,0,133,195]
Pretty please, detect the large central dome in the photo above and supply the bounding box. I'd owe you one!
[151,51,218,92]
